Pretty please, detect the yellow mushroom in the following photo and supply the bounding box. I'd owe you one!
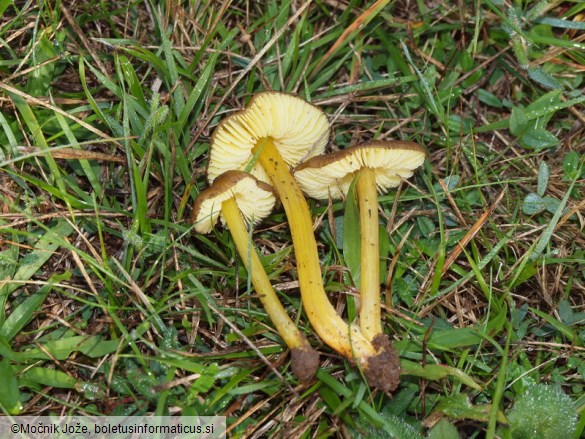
[295,140,427,341]
[206,93,400,391]
[192,170,319,382]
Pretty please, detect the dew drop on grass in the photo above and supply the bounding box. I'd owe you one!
[76,382,105,401]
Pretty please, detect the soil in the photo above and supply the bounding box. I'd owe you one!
[364,334,401,393]
[290,347,320,383]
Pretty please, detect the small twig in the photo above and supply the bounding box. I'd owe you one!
[417,187,508,317]
[152,373,201,392]
[0,82,119,146]
[310,0,390,78]
[61,3,111,79]
[438,178,469,227]
[442,186,507,275]
[0,211,126,229]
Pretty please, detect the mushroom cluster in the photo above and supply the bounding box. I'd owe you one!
[191,92,426,390]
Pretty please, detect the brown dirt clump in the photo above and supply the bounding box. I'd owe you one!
[364,334,401,393]
[290,347,320,383]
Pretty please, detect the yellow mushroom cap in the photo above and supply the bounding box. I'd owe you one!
[192,170,276,234]
[294,140,427,199]
[207,92,330,184]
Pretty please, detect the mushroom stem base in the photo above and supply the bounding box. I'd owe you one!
[364,334,401,393]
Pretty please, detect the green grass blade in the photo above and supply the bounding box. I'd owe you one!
[0,272,70,341]
[530,173,579,260]
[20,367,78,389]
[343,176,361,284]
[399,359,482,390]
[9,94,70,210]
[0,219,73,325]
[0,358,22,415]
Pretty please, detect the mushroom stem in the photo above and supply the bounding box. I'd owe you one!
[220,197,318,380]
[253,138,378,363]
[356,167,382,341]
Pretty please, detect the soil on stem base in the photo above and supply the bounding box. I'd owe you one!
[364,334,401,392]
[290,347,320,383]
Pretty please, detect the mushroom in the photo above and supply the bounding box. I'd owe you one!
[191,170,319,382]
[294,140,427,341]
[206,92,399,391]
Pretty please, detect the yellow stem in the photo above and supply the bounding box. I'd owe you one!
[221,197,310,351]
[357,167,382,341]
[255,139,377,364]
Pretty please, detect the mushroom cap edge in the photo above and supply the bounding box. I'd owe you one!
[294,140,427,200]
[192,170,277,234]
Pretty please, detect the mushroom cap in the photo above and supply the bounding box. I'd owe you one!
[207,92,330,184]
[192,170,276,234]
[294,140,427,199]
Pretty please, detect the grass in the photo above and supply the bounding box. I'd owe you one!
[0,0,584,437]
